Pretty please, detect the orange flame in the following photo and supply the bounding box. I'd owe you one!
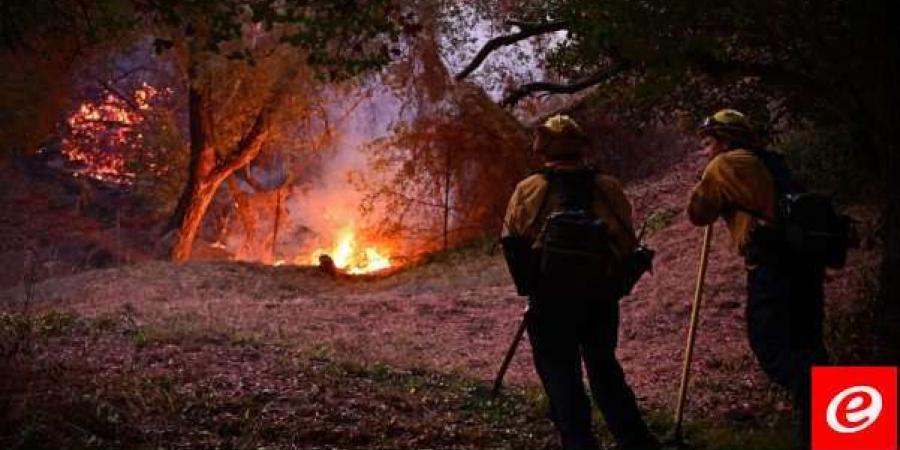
[305,227,391,274]
[60,82,170,185]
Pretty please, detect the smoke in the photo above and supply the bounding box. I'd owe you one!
[217,7,562,265]
[280,83,406,262]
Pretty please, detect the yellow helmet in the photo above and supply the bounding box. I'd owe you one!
[698,108,760,148]
[534,114,590,161]
[542,114,585,136]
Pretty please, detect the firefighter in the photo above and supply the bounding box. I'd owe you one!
[687,109,828,449]
[502,115,659,450]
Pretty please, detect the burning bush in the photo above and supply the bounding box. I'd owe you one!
[60,83,173,185]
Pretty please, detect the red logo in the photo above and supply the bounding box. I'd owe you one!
[812,366,897,450]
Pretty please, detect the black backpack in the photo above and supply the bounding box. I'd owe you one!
[533,169,619,292]
[500,168,654,298]
[743,149,856,269]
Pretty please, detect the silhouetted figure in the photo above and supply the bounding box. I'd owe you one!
[689,109,833,450]
[501,115,659,450]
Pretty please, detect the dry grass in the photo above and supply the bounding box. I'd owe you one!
[1,307,560,449]
[0,156,877,450]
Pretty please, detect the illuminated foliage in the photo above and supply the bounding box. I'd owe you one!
[60,83,172,185]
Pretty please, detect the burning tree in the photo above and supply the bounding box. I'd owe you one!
[1,0,407,262]
[356,6,530,253]
[142,1,404,262]
[0,0,135,157]
[60,83,173,185]
[202,92,375,267]
[359,89,529,252]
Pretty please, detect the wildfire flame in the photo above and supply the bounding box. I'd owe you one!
[306,227,391,274]
[60,82,170,185]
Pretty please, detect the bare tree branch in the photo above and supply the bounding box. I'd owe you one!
[211,63,301,183]
[505,20,540,29]
[501,66,624,107]
[213,106,271,184]
[455,21,568,81]
[111,64,154,82]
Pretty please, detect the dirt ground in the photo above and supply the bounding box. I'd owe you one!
[0,155,878,449]
[6,164,877,390]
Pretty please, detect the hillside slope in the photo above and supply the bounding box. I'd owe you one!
[0,153,876,449]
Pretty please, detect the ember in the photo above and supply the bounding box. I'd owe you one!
[305,227,391,274]
[60,83,170,185]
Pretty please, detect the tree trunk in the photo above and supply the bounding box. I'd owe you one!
[167,47,285,262]
[170,80,218,262]
[163,21,302,263]
[171,180,220,261]
[226,176,256,257]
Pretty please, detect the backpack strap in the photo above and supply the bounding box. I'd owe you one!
[538,166,638,249]
[751,148,801,194]
[729,149,799,223]
[538,166,634,239]
[524,167,594,240]
[731,197,775,223]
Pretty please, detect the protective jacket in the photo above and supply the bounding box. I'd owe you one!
[687,149,776,255]
[688,147,827,449]
[503,163,657,450]
[502,163,638,264]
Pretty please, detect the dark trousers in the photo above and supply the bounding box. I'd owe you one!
[527,292,655,450]
[747,262,829,449]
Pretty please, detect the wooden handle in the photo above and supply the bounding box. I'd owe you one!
[672,224,714,439]
[491,312,529,397]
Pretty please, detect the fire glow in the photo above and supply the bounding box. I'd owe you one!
[60,83,169,185]
[305,227,392,274]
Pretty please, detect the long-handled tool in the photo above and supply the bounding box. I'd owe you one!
[491,307,529,397]
[669,224,714,445]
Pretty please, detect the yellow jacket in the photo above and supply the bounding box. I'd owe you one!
[502,165,637,262]
[688,149,776,254]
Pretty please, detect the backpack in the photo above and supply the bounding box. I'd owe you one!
[743,149,856,269]
[532,169,619,292]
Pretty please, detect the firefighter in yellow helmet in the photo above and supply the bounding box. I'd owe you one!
[501,115,659,450]
[688,109,828,449]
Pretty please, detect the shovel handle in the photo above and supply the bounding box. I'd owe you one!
[672,224,714,439]
[491,313,529,397]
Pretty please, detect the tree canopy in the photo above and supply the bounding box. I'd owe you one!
[458,0,894,140]
[464,0,898,361]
